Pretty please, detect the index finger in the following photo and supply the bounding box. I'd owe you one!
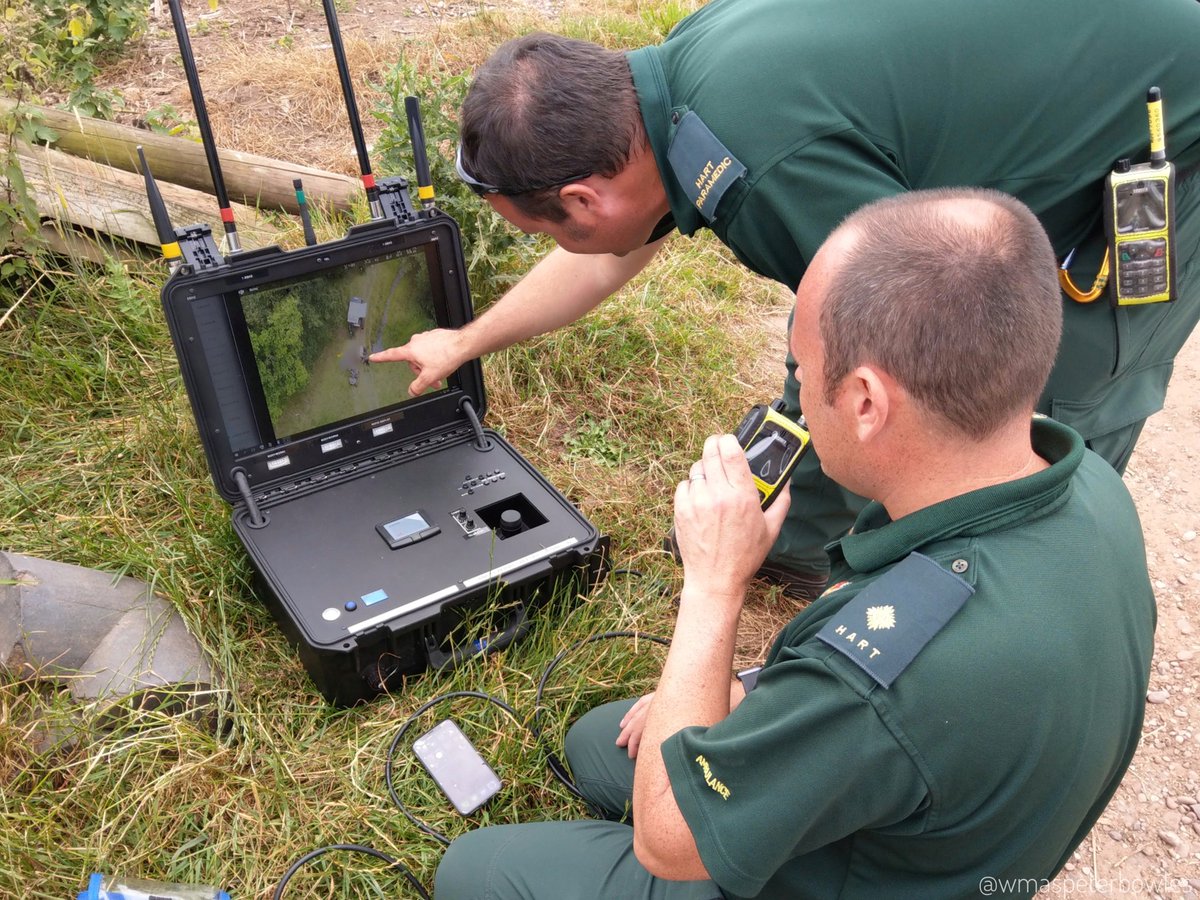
[368,345,412,363]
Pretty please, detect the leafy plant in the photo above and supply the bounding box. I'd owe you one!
[371,58,544,307]
[564,416,628,467]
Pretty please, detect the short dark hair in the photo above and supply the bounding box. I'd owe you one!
[820,188,1063,440]
[460,33,643,222]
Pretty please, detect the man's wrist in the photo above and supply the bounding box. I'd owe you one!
[677,583,746,625]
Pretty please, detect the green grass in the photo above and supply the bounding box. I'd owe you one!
[0,5,794,897]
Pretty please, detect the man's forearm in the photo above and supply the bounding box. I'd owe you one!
[631,585,743,879]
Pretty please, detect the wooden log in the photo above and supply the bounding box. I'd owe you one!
[12,140,282,251]
[0,97,361,214]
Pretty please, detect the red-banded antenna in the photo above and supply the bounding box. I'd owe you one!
[320,0,384,219]
[165,0,241,253]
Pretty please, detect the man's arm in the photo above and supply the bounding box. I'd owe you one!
[632,434,791,879]
[370,239,665,395]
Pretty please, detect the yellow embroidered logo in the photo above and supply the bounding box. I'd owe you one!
[693,156,734,211]
[866,605,896,630]
[695,754,730,800]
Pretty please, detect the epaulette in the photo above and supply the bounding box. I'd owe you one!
[816,552,974,688]
[666,110,747,222]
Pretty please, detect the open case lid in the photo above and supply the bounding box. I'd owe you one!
[160,214,486,504]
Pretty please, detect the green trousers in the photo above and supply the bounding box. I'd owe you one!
[434,699,726,900]
[771,173,1200,575]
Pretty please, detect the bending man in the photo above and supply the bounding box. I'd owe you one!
[373,0,1200,600]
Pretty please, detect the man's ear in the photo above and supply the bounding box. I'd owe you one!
[558,181,605,221]
[846,365,891,442]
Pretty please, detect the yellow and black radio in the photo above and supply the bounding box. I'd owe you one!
[734,400,812,509]
[1105,87,1178,306]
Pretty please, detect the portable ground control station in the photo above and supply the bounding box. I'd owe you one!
[150,0,607,706]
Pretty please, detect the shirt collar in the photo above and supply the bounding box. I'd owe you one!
[830,418,1084,574]
[626,46,705,237]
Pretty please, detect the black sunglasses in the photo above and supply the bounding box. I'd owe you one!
[454,144,591,196]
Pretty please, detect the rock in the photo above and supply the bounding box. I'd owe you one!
[1148,690,1172,703]
[1108,829,1125,842]
[1169,796,1180,809]
[1181,617,1195,635]
[1183,530,1197,542]
[1161,830,1183,849]
[1179,649,1196,661]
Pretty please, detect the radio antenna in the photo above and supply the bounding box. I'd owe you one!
[319,0,384,219]
[405,96,435,210]
[165,0,241,253]
[136,145,184,272]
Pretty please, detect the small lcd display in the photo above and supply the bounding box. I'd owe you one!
[383,512,431,541]
[376,508,440,549]
[1116,180,1167,233]
[745,426,801,483]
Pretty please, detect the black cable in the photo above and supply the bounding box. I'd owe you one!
[531,631,671,799]
[297,632,671,895]
[384,690,523,846]
[273,843,430,899]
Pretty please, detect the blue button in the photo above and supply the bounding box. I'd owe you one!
[344,600,358,612]
[361,589,388,606]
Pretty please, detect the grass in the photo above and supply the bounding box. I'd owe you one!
[0,2,796,896]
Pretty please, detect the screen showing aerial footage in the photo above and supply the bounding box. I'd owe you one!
[240,248,439,442]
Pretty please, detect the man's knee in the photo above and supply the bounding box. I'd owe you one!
[435,826,521,899]
[562,699,637,816]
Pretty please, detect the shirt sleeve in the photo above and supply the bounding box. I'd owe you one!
[719,127,911,289]
[661,652,929,898]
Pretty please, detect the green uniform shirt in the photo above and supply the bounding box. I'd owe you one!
[628,0,1200,441]
[662,419,1156,899]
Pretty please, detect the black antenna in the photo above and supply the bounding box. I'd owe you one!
[165,0,241,253]
[293,178,318,246]
[320,0,383,219]
[405,96,435,210]
[137,146,184,272]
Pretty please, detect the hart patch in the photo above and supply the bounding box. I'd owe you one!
[667,110,747,222]
[817,553,973,687]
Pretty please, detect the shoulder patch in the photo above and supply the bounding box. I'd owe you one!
[666,111,747,222]
[816,552,973,688]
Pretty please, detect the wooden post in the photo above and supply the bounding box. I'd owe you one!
[11,140,282,250]
[1,97,362,215]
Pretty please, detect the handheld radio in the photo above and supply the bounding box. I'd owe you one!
[733,400,811,510]
[1105,87,1178,306]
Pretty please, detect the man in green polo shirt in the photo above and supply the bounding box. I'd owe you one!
[372,0,1200,601]
[433,190,1156,899]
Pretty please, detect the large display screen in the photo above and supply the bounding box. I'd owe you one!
[184,241,451,461]
[239,247,438,443]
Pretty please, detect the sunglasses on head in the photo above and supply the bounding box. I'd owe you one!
[454,144,592,196]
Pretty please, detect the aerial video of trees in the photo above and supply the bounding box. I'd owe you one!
[244,278,344,416]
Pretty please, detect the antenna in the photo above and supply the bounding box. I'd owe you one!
[319,0,384,219]
[165,0,241,253]
[294,178,318,246]
[136,146,184,272]
[405,96,435,210]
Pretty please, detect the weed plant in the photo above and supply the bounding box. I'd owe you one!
[0,2,793,896]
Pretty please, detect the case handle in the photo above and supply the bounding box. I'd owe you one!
[423,603,530,672]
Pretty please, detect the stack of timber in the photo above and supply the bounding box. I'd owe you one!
[1,98,360,259]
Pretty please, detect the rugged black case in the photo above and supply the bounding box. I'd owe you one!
[160,209,607,705]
